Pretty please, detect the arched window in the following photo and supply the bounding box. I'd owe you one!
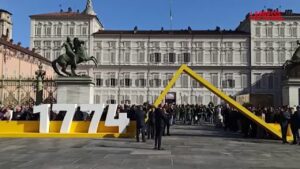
[6,28,9,37]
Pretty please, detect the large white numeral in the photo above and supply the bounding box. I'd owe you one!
[79,104,105,133]
[52,104,77,133]
[33,104,50,133]
[105,104,130,133]
[33,104,130,134]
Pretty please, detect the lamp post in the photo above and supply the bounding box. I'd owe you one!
[35,64,46,105]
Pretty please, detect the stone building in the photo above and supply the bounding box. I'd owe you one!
[0,9,12,40]
[237,9,300,106]
[0,9,54,106]
[29,1,300,106]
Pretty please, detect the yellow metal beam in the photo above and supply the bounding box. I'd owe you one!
[154,64,185,107]
[154,64,292,141]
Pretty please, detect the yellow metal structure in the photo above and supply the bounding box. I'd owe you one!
[154,64,292,141]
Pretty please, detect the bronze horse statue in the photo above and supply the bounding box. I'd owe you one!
[52,37,98,77]
[283,40,300,78]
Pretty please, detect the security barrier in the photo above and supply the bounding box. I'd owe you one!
[154,64,293,141]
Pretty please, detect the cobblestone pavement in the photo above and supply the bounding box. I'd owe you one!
[0,125,299,169]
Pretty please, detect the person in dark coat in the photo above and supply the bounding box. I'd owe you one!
[135,105,146,142]
[127,105,136,121]
[147,106,155,139]
[73,106,84,121]
[222,104,230,131]
[12,106,24,120]
[163,105,171,136]
[291,106,300,144]
[280,106,291,144]
[154,104,168,150]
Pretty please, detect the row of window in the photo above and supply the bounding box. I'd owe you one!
[95,41,248,49]
[34,40,88,49]
[255,50,289,64]
[254,41,298,49]
[94,73,248,89]
[253,73,278,89]
[255,26,298,37]
[34,25,88,36]
[94,74,276,90]
[96,51,248,64]
[33,40,247,52]
[38,48,248,64]
[95,94,221,105]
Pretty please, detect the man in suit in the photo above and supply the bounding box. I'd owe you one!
[163,104,171,136]
[154,104,168,150]
[222,104,230,131]
[291,106,300,144]
[147,105,155,139]
[280,106,291,144]
[73,106,84,121]
[135,105,146,142]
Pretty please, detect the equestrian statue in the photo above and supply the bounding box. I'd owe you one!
[52,37,98,77]
[283,40,300,78]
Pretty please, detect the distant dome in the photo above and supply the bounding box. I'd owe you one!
[82,0,96,16]
[0,9,12,15]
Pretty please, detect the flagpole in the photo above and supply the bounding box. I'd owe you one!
[169,0,173,30]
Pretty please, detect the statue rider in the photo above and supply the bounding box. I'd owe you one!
[73,38,85,53]
[51,36,97,77]
[283,40,300,78]
[62,37,77,69]
[291,40,300,63]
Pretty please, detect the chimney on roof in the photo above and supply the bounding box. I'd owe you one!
[68,7,72,12]
[60,9,63,13]
[134,26,138,34]
[161,27,164,32]
[285,9,293,15]
[9,39,13,43]
[188,26,192,33]
[17,42,21,46]
[216,26,221,32]
[82,0,96,16]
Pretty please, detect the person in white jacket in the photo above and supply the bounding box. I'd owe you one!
[3,108,13,121]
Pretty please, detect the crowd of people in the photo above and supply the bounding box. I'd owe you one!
[130,102,300,148]
[0,105,36,120]
[1,102,300,147]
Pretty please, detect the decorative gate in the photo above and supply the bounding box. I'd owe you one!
[0,77,56,107]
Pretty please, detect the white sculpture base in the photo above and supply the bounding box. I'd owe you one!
[55,76,94,104]
[282,78,300,107]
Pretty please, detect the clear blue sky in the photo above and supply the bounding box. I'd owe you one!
[0,0,300,47]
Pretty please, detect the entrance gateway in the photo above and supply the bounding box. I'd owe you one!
[165,92,176,104]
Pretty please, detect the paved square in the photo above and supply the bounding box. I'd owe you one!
[0,125,299,169]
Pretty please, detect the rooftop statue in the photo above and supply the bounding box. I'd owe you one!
[283,40,300,78]
[52,37,98,77]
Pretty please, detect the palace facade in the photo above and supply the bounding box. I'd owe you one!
[29,0,300,106]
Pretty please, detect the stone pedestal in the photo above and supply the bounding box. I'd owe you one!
[282,78,300,106]
[55,76,94,104]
